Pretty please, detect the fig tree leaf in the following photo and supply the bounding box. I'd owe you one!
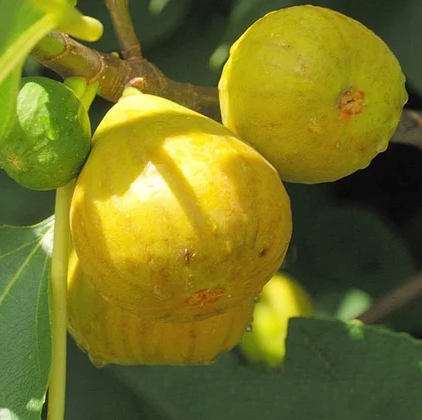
[65,338,167,420]
[287,202,417,330]
[0,67,22,143]
[0,217,54,420]
[0,1,101,142]
[0,0,100,88]
[108,318,422,420]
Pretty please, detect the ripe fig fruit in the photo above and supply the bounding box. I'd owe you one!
[0,76,91,190]
[70,88,292,322]
[239,272,312,367]
[218,5,407,184]
[67,248,255,366]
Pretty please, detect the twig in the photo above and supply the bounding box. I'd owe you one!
[357,273,422,324]
[104,0,142,60]
[48,181,74,420]
[391,109,422,150]
[30,32,220,120]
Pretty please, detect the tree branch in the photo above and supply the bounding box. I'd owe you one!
[357,273,422,325]
[391,109,422,150]
[31,31,422,146]
[104,0,142,60]
[30,32,220,120]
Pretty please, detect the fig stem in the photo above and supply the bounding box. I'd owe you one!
[48,181,74,420]
[30,32,221,121]
[80,81,99,112]
[63,77,87,100]
[104,0,142,60]
[31,0,103,42]
[57,15,104,43]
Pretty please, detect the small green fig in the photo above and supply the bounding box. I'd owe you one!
[0,76,91,190]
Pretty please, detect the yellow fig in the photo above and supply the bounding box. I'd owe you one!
[67,248,254,366]
[70,88,292,322]
[219,5,407,184]
[239,272,312,367]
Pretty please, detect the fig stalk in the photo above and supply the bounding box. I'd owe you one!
[105,0,142,60]
[48,181,75,420]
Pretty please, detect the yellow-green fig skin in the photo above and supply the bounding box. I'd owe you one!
[67,248,255,366]
[239,272,312,368]
[0,76,91,190]
[219,5,408,184]
[70,88,292,322]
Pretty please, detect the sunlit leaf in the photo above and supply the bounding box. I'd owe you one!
[0,0,102,87]
[0,1,102,143]
[0,67,22,143]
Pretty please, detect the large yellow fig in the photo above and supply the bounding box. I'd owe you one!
[67,248,254,366]
[219,5,407,184]
[70,88,292,322]
[239,272,312,367]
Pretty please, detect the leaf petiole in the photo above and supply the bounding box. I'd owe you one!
[47,181,74,420]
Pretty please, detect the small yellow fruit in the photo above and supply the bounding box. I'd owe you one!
[239,272,312,367]
[219,5,407,184]
[67,248,254,366]
[70,88,292,322]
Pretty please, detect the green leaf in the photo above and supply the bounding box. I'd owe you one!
[0,0,102,87]
[287,202,416,329]
[0,67,22,142]
[108,318,422,420]
[65,338,167,420]
[0,217,53,420]
[0,1,102,143]
[282,318,422,419]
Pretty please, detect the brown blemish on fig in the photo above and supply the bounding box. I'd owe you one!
[6,152,24,171]
[184,248,190,265]
[185,287,225,307]
[259,248,268,257]
[338,88,365,116]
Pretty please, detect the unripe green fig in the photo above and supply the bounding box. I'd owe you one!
[67,248,255,366]
[70,88,292,322]
[239,272,312,367]
[219,5,407,184]
[0,76,91,190]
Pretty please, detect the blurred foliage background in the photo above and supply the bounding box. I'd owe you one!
[3,0,422,418]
